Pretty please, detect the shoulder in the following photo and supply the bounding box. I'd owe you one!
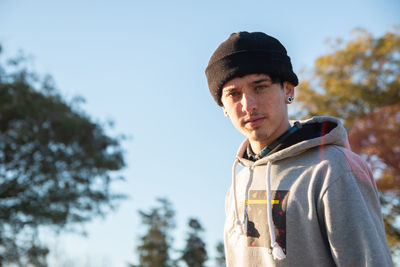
[288,144,376,190]
[305,144,370,173]
[312,145,378,197]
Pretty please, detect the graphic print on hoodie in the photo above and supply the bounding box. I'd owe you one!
[246,190,289,253]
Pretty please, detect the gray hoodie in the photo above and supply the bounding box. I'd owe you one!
[224,116,393,267]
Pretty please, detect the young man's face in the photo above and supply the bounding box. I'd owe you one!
[221,73,294,152]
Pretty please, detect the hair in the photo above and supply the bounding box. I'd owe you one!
[262,71,285,88]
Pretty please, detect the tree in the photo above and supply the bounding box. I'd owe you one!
[180,218,208,267]
[347,102,400,256]
[214,241,226,267]
[0,46,126,266]
[295,27,400,257]
[133,198,176,267]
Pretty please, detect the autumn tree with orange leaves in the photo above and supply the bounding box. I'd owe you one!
[295,27,400,257]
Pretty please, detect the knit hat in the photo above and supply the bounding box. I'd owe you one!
[205,31,298,106]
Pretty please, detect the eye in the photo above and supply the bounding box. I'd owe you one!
[255,85,268,92]
[225,90,241,98]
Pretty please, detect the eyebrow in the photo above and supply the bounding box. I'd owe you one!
[222,78,272,93]
[222,86,237,93]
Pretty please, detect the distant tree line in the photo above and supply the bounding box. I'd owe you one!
[130,198,225,267]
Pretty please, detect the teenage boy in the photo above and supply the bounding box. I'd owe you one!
[205,31,393,267]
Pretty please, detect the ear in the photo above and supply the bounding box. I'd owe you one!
[222,106,229,117]
[283,82,295,103]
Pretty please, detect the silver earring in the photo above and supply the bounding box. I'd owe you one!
[287,96,294,103]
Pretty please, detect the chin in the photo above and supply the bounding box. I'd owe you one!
[249,132,270,142]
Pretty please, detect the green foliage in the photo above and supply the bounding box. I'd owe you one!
[215,241,226,267]
[134,198,176,267]
[0,233,49,267]
[181,218,208,267]
[296,27,400,257]
[297,27,400,128]
[0,46,126,266]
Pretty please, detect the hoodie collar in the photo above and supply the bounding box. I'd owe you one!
[236,116,349,167]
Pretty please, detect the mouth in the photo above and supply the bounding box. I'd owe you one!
[244,116,265,128]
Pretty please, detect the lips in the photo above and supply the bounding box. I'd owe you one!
[244,117,265,128]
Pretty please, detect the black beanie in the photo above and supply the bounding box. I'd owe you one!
[205,31,298,106]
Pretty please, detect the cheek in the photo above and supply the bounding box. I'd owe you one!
[227,109,243,128]
[267,94,286,110]
[226,104,242,117]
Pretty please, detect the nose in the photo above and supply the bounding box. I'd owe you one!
[241,92,257,113]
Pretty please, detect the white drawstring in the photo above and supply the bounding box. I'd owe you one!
[232,158,245,235]
[265,162,286,260]
[231,158,286,260]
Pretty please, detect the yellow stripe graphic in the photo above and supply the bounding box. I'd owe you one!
[243,200,280,205]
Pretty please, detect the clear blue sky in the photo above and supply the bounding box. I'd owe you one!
[1,0,399,266]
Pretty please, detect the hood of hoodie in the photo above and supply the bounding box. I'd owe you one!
[235,116,350,167]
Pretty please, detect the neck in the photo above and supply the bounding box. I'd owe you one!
[249,141,267,155]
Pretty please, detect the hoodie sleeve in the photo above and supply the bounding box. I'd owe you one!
[318,168,393,267]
